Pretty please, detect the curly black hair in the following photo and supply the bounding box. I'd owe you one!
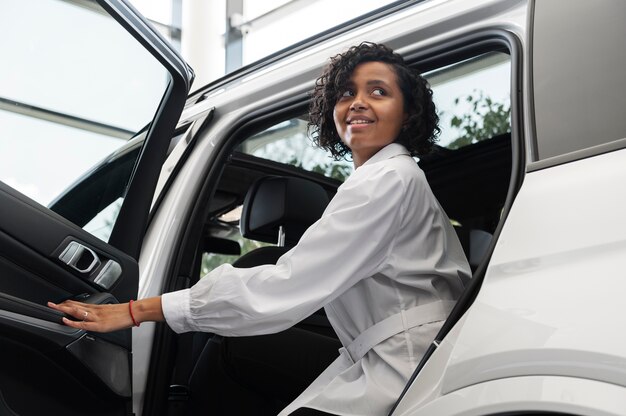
[308,42,439,159]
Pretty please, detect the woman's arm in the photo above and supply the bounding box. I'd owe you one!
[162,164,411,336]
[50,162,410,335]
[47,296,164,332]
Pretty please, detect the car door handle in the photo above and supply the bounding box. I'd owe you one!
[58,241,101,274]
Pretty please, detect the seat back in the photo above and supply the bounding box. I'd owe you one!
[234,176,330,268]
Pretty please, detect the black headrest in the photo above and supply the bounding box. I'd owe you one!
[240,176,330,246]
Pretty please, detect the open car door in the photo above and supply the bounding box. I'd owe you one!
[0,1,192,414]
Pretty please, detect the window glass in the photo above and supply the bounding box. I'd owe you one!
[236,119,353,182]
[533,1,626,160]
[0,0,170,241]
[426,52,511,150]
[83,198,124,242]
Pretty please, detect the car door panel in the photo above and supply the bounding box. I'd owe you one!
[0,1,192,414]
[0,330,130,416]
[0,298,133,414]
[0,182,138,304]
[0,185,136,413]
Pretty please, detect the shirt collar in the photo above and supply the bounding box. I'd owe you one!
[360,143,411,168]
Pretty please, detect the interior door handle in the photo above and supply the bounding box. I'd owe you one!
[58,241,101,274]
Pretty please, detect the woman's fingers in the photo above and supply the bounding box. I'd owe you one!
[48,301,118,332]
[48,300,134,332]
[61,317,94,330]
[48,301,98,328]
[47,301,90,320]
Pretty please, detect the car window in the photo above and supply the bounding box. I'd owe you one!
[49,130,186,243]
[0,0,170,242]
[236,118,354,182]
[533,2,626,160]
[426,52,511,150]
[83,197,124,241]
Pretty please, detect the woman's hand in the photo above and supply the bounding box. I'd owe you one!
[48,297,164,333]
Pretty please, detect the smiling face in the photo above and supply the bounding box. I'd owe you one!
[333,61,407,167]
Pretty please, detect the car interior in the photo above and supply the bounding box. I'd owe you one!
[193,128,511,307]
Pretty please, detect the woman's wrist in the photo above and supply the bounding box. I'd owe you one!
[131,297,165,325]
[129,300,140,326]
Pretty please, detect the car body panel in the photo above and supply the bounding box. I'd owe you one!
[446,147,626,390]
[398,376,626,416]
[392,147,626,413]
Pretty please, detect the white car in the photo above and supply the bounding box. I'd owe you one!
[1,0,625,415]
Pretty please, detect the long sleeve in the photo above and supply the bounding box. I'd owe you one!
[161,162,411,336]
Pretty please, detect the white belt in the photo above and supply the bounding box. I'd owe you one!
[339,300,456,364]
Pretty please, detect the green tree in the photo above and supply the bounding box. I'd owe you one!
[286,156,352,183]
[447,91,511,150]
[310,161,352,182]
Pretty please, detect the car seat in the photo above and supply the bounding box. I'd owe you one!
[175,176,331,415]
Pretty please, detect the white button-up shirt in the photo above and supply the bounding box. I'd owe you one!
[162,143,470,415]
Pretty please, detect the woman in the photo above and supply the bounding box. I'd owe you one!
[49,42,470,415]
